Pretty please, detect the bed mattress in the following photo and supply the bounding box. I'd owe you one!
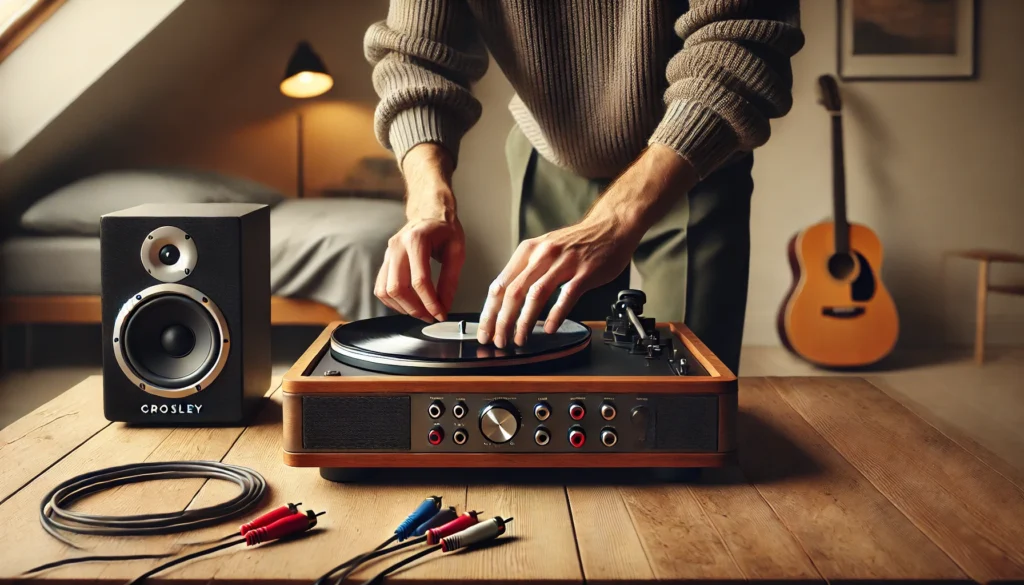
[2,198,407,320]
[1,236,101,295]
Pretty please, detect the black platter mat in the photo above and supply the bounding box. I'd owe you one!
[329,313,591,375]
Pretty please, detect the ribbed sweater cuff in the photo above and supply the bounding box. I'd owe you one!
[388,106,464,168]
[649,100,740,180]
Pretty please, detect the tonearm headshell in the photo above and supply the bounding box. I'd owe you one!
[603,289,688,375]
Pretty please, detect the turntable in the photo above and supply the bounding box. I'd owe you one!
[282,290,737,473]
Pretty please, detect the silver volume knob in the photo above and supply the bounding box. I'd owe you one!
[479,400,520,444]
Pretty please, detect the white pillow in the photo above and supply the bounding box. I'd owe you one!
[20,169,285,236]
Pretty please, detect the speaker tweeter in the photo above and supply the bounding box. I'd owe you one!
[141,226,197,283]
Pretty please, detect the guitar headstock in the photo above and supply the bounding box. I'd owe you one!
[817,74,843,114]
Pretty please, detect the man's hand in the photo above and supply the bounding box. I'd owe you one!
[376,144,464,322]
[477,144,699,348]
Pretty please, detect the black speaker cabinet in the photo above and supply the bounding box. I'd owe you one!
[101,203,271,424]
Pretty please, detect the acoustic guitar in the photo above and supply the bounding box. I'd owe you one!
[777,74,899,368]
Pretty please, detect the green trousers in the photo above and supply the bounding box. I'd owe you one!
[506,126,753,374]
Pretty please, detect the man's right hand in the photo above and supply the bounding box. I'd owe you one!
[375,144,464,323]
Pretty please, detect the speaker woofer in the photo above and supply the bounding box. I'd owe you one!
[113,284,230,399]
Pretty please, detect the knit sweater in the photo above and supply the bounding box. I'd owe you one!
[364,1,804,180]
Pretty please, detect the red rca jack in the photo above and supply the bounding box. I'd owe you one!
[600,428,618,447]
[534,426,551,446]
[568,401,585,421]
[428,400,444,419]
[239,502,302,535]
[427,426,444,445]
[452,428,469,445]
[244,509,323,546]
[568,426,586,448]
[600,401,617,421]
[426,510,482,544]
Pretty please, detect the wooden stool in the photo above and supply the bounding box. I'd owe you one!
[950,249,1024,364]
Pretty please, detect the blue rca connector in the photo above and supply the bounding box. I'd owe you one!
[394,496,442,540]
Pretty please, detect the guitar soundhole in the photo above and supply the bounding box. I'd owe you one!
[827,253,856,280]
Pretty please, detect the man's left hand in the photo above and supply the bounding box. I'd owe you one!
[476,144,700,348]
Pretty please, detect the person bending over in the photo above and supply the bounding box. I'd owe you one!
[364,1,804,373]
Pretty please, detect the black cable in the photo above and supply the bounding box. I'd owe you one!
[358,545,441,585]
[39,461,266,547]
[23,553,173,575]
[318,537,426,585]
[312,533,403,585]
[124,538,245,585]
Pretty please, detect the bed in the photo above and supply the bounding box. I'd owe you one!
[0,169,407,328]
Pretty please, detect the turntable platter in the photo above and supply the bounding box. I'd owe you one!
[330,313,591,375]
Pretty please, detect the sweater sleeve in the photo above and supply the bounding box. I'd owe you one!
[648,0,805,179]
[364,0,489,167]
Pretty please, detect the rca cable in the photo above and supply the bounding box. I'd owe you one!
[24,502,320,577]
[358,516,513,585]
[314,495,511,585]
[124,506,325,585]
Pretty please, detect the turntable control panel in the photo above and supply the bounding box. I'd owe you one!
[409,393,718,453]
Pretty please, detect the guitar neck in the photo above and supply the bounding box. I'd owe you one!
[831,113,850,255]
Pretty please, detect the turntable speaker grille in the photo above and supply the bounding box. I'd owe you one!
[654,395,719,451]
[302,396,411,450]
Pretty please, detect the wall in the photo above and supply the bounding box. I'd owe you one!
[39,0,1024,347]
[0,0,283,223]
[0,0,183,160]
[745,0,1024,347]
[73,0,516,315]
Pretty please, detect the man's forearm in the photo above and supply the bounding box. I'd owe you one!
[585,144,700,241]
[402,143,458,223]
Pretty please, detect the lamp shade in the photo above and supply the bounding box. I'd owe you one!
[280,41,333,98]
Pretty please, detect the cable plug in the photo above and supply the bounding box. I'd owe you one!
[426,511,482,545]
[239,502,303,535]
[414,506,457,537]
[440,517,511,552]
[394,496,442,541]
[244,510,324,546]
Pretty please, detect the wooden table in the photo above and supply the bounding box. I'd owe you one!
[2,375,1023,583]
[949,249,1024,364]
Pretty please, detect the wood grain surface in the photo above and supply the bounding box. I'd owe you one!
[738,378,968,582]
[1,375,1023,583]
[0,377,109,504]
[770,376,1024,583]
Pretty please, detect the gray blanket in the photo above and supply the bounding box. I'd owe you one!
[269,198,406,320]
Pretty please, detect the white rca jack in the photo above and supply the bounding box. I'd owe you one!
[600,402,617,421]
[534,427,551,446]
[600,428,618,447]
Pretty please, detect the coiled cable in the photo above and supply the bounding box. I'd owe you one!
[39,461,266,548]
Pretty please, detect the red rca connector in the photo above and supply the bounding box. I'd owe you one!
[568,402,585,421]
[244,510,323,546]
[440,517,512,552]
[427,426,444,445]
[239,502,302,535]
[426,511,481,544]
[568,426,586,448]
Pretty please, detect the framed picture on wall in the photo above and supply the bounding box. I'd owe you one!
[838,0,977,80]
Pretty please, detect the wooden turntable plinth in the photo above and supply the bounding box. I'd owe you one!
[282,321,737,470]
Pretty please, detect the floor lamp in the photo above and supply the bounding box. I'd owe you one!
[280,41,333,198]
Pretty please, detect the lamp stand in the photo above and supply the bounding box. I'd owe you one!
[296,111,305,198]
